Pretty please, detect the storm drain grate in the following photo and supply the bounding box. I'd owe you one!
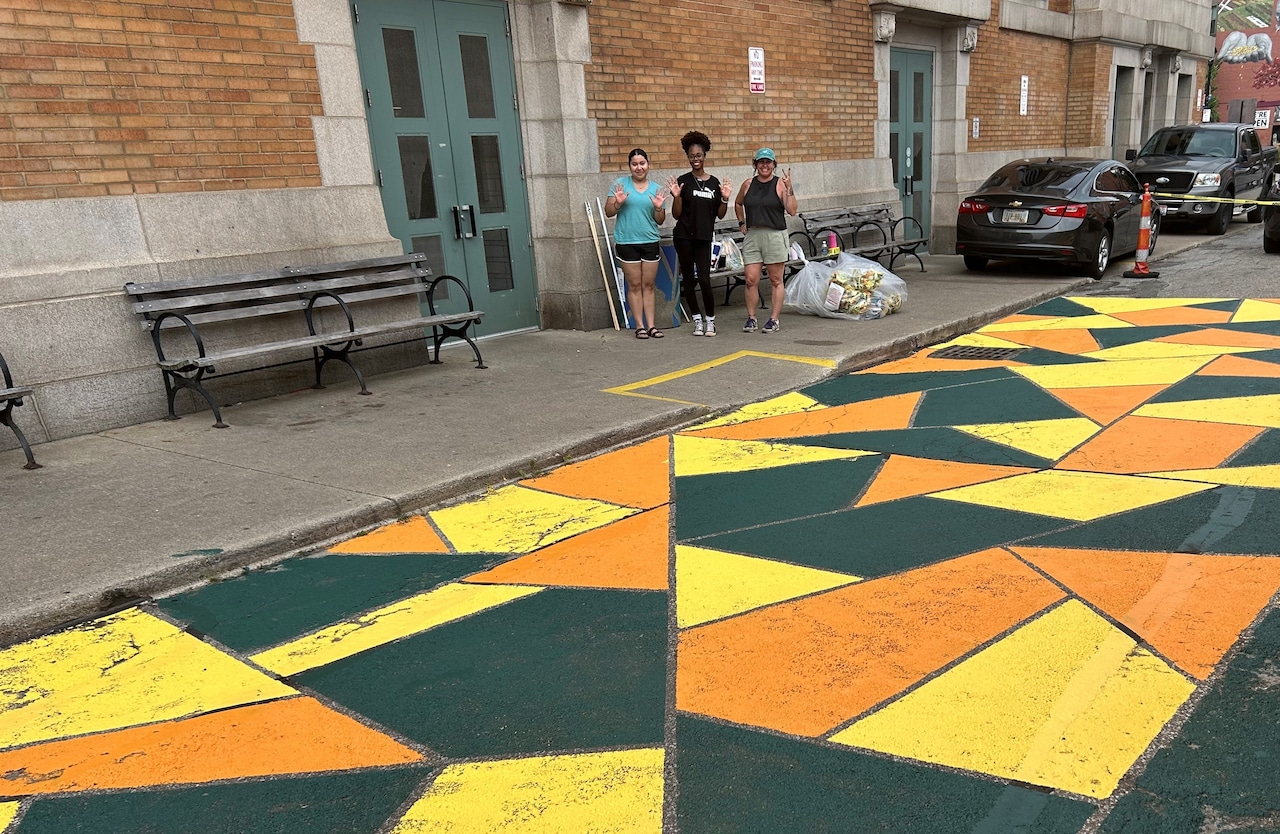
[929,346,1027,361]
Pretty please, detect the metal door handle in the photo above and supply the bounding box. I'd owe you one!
[452,205,463,239]
[464,204,476,238]
[902,176,913,197]
[451,205,476,240]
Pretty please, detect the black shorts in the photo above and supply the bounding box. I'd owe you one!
[615,242,660,263]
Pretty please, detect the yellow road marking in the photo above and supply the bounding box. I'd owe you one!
[603,350,837,405]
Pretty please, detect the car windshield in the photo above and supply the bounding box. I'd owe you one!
[979,163,1089,197]
[1139,129,1235,158]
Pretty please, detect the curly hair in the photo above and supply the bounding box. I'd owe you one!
[680,131,712,154]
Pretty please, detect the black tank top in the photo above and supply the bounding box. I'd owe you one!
[744,177,786,230]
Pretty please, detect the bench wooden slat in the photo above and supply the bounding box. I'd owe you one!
[130,264,426,315]
[144,281,433,330]
[124,254,428,296]
[0,385,34,401]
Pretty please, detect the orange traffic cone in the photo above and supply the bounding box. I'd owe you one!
[1123,185,1160,279]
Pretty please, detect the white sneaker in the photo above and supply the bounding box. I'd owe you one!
[704,317,716,337]
[692,315,704,336]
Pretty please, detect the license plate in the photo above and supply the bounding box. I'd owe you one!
[1002,209,1029,224]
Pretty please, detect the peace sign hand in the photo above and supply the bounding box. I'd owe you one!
[781,168,793,192]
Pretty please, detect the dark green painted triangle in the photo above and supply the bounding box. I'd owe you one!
[1013,347,1101,365]
[675,456,884,541]
[1090,323,1200,349]
[1148,374,1280,404]
[1227,428,1280,467]
[1189,299,1243,313]
[790,427,1054,468]
[1019,297,1098,317]
[803,367,1017,407]
[13,768,429,834]
[1024,485,1280,556]
[676,715,1094,834]
[1099,605,1280,833]
[693,496,1068,577]
[914,376,1082,427]
[1218,319,1280,337]
[1205,345,1280,366]
[297,588,666,759]
[158,552,504,653]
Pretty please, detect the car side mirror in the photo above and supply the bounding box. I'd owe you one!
[1124,149,1137,161]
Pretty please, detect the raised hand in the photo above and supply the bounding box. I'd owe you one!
[650,189,666,209]
[781,168,793,193]
[666,175,681,199]
[613,182,627,204]
[720,178,734,201]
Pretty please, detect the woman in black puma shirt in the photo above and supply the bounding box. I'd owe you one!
[666,131,732,337]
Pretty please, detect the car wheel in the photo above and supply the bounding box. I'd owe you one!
[963,255,988,271]
[1084,230,1111,280]
[1207,198,1232,235]
[1145,211,1160,258]
[1265,234,1280,254]
[1247,203,1263,223]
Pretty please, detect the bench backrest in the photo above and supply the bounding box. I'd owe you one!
[125,254,433,331]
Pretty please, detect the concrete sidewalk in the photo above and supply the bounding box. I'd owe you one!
[0,235,1220,643]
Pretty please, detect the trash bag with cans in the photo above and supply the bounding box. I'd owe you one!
[783,252,907,321]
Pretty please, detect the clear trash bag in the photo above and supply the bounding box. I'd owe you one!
[783,253,907,320]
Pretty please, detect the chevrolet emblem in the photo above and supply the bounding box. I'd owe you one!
[1010,201,1023,207]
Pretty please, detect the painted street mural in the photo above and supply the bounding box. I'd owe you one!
[2,297,1280,832]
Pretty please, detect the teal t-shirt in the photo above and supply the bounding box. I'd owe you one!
[610,177,661,244]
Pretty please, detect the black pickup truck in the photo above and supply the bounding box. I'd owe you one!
[1126,123,1277,235]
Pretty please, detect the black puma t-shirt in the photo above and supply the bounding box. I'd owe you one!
[673,173,723,241]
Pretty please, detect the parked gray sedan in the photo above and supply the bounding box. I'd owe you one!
[956,157,1159,280]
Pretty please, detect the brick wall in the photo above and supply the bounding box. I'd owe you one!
[585,0,877,172]
[0,0,323,201]
[967,23,1075,152]
[1065,41,1113,146]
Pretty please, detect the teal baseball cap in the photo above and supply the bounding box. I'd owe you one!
[753,147,777,163]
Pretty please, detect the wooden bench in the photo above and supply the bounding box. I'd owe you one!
[796,205,930,272]
[0,347,41,470]
[125,253,486,428]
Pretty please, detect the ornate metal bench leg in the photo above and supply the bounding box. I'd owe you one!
[162,371,182,421]
[174,368,228,428]
[1,402,41,469]
[430,324,487,369]
[316,344,370,395]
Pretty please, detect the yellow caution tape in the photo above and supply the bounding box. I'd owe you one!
[1150,191,1280,206]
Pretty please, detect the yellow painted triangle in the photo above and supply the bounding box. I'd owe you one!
[1071,297,1232,314]
[829,600,1193,799]
[1146,463,1280,489]
[1233,299,1280,323]
[1135,393,1280,430]
[251,583,542,677]
[675,545,859,628]
[389,748,664,833]
[932,470,1217,522]
[0,609,295,752]
[1083,341,1262,362]
[689,392,826,431]
[954,418,1101,461]
[0,801,19,829]
[430,485,636,554]
[674,435,876,477]
[983,314,1134,332]
[1012,355,1215,390]
[929,332,1029,351]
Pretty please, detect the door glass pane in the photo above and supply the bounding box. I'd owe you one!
[472,135,505,214]
[912,132,923,184]
[382,29,426,119]
[889,70,899,122]
[483,228,514,292]
[459,34,496,119]
[913,72,924,122]
[398,136,437,220]
[411,234,448,300]
[890,132,900,183]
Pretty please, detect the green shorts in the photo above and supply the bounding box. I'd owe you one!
[743,228,790,265]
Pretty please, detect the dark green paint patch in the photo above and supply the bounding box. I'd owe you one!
[1228,429,1280,467]
[1149,374,1280,404]
[1099,605,1280,833]
[158,552,504,653]
[1025,486,1280,556]
[1090,323,1200,350]
[913,376,1082,427]
[675,456,883,541]
[1189,300,1243,313]
[1011,348,1099,365]
[13,768,428,834]
[693,496,1067,577]
[1019,297,1098,318]
[803,367,1016,407]
[1218,320,1280,338]
[297,588,667,759]
[677,715,1094,834]
[790,427,1054,468]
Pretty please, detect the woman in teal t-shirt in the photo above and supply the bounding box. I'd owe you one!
[604,148,667,338]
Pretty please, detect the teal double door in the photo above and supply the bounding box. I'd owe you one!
[354,0,537,334]
[889,48,932,242]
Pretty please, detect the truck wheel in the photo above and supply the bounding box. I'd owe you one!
[1207,199,1232,235]
[1084,230,1111,280]
[963,255,988,271]
[1247,203,1263,223]
[1265,234,1280,254]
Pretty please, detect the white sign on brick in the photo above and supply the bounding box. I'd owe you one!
[749,47,765,94]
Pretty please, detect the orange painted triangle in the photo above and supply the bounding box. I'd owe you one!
[330,515,449,554]
[1157,327,1280,350]
[987,328,1101,356]
[1011,546,1280,680]
[520,435,669,509]
[1199,354,1280,379]
[0,696,424,796]
[683,392,920,441]
[855,456,1034,507]
[1111,307,1232,327]
[1057,415,1263,474]
[464,505,669,590]
[1050,384,1168,425]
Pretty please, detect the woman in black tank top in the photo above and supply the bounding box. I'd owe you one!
[732,147,797,333]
